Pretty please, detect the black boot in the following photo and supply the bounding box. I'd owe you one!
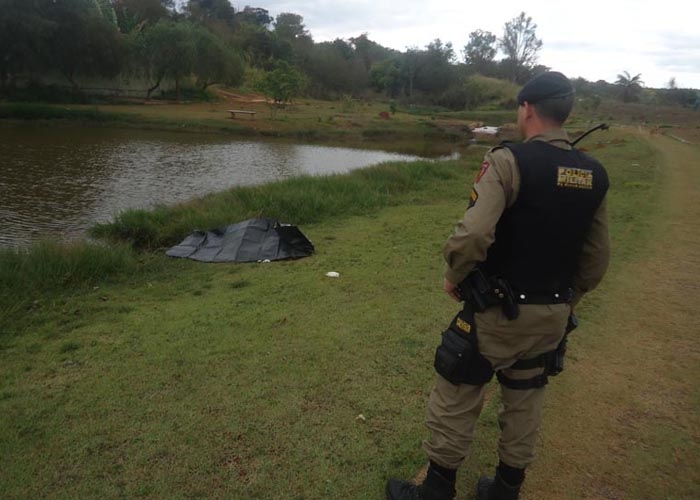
[476,471,522,500]
[386,466,456,500]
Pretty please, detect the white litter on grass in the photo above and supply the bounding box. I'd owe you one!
[325,272,340,278]
[257,259,272,263]
[472,126,500,135]
[356,414,366,422]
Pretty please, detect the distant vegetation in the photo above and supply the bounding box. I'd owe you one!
[1,1,698,110]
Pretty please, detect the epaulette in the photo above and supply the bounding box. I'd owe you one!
[487,140,516,154]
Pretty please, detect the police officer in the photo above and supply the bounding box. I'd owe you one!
[386,71,610,500]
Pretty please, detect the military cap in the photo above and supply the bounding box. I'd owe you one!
[517,71,574,104]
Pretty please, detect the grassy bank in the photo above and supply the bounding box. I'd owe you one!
[0,129,667,498]
[89,160,467,251]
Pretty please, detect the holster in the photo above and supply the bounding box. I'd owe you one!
[457,269,520,320]
[547,313,578,376]
[499,313,579,389]
[434,307,494,386]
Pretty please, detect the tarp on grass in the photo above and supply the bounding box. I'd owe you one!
[166,218,314,263]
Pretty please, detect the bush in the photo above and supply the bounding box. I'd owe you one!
[435,86,468,111]
[462,75,519,110]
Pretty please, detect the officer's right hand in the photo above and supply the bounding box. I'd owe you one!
[443,278,461,302]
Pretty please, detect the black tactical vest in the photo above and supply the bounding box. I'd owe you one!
[479,140,609,295]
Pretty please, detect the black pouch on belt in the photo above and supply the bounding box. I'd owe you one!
[434,307,494,385]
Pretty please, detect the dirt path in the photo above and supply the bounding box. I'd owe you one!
[524,134,700,500]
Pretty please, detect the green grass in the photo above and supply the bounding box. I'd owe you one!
[89,160,464,250]
[0,129,663,499]
[0,241,140,337]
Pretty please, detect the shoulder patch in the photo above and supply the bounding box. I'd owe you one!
[475,160,490,183]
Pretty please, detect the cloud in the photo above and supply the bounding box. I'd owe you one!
[231,0,700,88]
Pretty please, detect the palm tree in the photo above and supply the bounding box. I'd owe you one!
[615,71,644,102]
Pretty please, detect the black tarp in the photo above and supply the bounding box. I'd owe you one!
[166,218,314,263]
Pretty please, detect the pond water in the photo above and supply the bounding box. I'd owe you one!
[0,123,437,248]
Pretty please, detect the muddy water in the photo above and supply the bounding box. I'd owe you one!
[0,123,428,247]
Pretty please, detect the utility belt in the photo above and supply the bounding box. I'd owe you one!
[434,313,578,389]
[457,268,572,321]
[435,281,578,390]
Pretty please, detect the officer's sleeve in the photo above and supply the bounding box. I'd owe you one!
[442,148,516,285]
[571,196,611,306]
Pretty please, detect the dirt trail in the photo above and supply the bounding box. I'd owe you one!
[523,134,700,500]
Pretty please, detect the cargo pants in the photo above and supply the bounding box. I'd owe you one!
[423,303,570,469]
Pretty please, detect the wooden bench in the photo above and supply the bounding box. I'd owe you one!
[228,109,256,119]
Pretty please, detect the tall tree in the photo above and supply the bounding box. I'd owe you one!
[273,12,313,66]
[40,0,123,90]
[499,12,542,82]
[111,0,170,33]
[350,33,396,73]
[234,6,272,28]
[191,25,244,90]
[273,13,309,41]
[305,39,366,96]
[411,39,458,95]
[130,20,196,100]
[370,58,403,97]
[402,47,419,98]
[615,71,644,102]
[186,0,235,26]
[0,0,51,90]
[463,29,497,74]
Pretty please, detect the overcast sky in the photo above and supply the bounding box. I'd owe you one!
[230,0,700,89]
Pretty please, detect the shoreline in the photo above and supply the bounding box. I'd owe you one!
[0,100,483,157]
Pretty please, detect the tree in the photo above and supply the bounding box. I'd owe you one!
[411,39,458,95]
[40,0,124,90]
[370,59,403,97]
[256,60,305,113]
[463,29,497,73]
[111,0,170,33]
[615,71,644,102]
[305,39,366,97]
[274,13,308,41]
[273,12,313,67]
[499,12,542,82]
[350,33,396,73]
[0,0,52,90]
[130,20,196,100]
[192,26,244,90]
[234,6,272,28]
[95,0,118,27]
[402,47,419,98]
[186,0,235,27]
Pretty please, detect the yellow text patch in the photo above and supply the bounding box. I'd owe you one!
[557,167,593,189]
[455,317,472,334]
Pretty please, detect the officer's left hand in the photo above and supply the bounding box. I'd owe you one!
[443,278,461,302]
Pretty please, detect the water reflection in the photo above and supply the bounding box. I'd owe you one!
[0,123,431,247]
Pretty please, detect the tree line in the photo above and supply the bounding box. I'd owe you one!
[0,0,698,109]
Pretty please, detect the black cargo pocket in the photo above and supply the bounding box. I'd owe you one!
[433,305,495,386]
[434,328,473,385]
